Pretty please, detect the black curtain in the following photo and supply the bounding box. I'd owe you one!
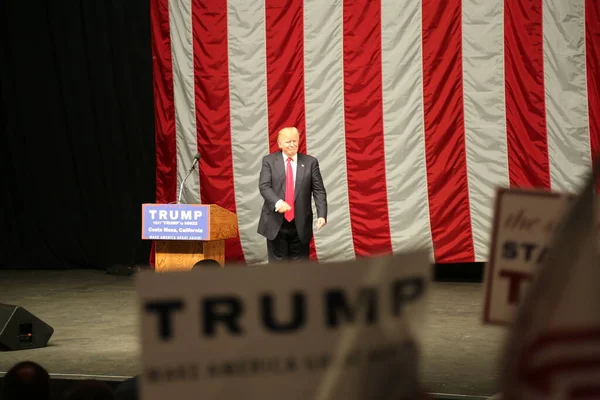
[1,0,156,269]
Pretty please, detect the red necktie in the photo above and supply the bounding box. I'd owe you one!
[285,157,294,222]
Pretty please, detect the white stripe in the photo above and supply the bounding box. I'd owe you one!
[543,0,590,193]
[304,0,355,262]
[228,0,270,264]
[381,0,433,258]
[169,0,199,203]
[462,0,508,261]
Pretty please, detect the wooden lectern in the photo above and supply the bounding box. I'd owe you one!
[143,204,238,272]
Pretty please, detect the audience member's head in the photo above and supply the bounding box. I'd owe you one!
[192,258,221,269]
[63,379,115,400]
[114,376,137,400]
[1,360,51,400]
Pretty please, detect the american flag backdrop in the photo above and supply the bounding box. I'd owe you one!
[150,0,600,265]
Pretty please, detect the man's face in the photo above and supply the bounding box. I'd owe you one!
[278,130,299,158]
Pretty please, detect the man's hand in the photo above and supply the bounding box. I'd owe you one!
[276,201,292,213]
[316,217,326,230]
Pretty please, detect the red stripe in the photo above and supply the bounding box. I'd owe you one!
[265,0,317,260]
[343,0,392,257]
[422,0,474,262]
[265,0,306,154]
[149,0,177,266]
[504,0,550,189]
[192,0,245,264]
[587,0,600,191]
[151,0,177,204]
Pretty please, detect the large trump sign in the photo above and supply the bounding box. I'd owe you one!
[135,250,431,400]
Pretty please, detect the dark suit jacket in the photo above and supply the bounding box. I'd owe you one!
[257,151,327,243]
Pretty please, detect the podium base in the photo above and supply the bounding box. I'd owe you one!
[154,240,225,272]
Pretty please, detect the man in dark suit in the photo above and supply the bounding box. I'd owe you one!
[258,127,327,262]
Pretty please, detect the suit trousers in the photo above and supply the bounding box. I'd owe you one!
[267,219,310,262]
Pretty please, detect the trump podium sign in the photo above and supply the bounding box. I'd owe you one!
[135,250,431,400]
[141,204,209,241]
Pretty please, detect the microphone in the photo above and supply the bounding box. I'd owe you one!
[177,152,201,204]
[189,152,200,172]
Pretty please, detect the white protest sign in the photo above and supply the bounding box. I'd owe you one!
[135,250,430,400]
[482,188,573,326]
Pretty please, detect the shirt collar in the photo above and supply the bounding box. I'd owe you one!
[283,152,297,162]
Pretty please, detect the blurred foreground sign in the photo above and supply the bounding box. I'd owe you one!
[135,251,430,400]
[500,176,600,399]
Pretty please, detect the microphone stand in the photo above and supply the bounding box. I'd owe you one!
[177,157,199,204]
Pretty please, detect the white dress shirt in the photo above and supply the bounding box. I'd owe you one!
[275,153,297,211]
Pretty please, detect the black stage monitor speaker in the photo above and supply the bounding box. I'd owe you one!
[0,304,54,351]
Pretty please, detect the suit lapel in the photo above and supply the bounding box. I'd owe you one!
[274,152,285,193]
[295,154,305,200]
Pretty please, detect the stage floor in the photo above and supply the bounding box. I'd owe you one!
[0,269,506,399]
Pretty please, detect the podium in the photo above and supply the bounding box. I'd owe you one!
[141,203,238,272]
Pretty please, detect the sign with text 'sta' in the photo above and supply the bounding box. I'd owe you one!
[141,204,209,241]
[482,188,598,326]
[135,250,431,400]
